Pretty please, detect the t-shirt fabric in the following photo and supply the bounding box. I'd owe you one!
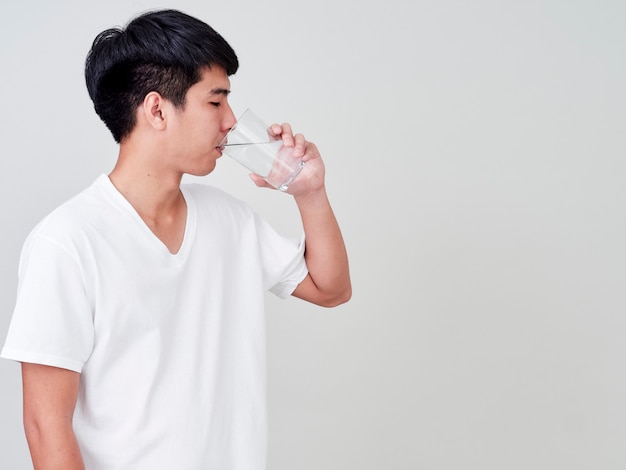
[1,174,308,470]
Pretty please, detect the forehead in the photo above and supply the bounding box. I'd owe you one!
[190,66,231,97]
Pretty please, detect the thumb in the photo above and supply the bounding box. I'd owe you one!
[249,173,274,189]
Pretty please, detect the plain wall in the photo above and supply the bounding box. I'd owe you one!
[1,0,625,468]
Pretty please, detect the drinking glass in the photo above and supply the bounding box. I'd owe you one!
[220,109,305,191]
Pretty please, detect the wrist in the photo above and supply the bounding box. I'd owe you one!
[293,185,328,208]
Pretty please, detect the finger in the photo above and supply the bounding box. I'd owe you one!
[293,133,306,157]
[301,141,319,162]
[249,173,275,189]
[268,123,283,138]
[279,123,294,147]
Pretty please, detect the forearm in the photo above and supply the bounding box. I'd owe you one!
[294,186,351,306]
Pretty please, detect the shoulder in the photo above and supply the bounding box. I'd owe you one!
[25,175,115,249]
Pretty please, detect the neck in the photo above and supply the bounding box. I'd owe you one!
[108,140,184,221]
[108,142,188,255]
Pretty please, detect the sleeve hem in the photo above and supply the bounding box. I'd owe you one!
[271,264,309,299]
[0,348,84,373]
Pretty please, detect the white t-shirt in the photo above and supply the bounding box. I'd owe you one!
[1,174,308,470]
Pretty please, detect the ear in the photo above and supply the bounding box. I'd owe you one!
[141,92,168,131]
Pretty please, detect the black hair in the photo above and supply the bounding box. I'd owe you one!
[85,9,239,143]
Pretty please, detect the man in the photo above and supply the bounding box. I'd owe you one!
[1,9,350,470]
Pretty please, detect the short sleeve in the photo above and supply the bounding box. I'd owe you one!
[253,214,308,299]
[1,234,94,372]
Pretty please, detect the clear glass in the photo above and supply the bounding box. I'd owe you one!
[220,109,305,191]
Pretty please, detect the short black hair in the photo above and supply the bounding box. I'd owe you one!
[85,9,239,143]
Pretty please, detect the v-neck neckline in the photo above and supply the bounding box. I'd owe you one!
[98,174,196,261]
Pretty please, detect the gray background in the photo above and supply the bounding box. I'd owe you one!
[1,0,625,468]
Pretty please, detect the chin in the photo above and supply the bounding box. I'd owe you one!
[190,163,217,177]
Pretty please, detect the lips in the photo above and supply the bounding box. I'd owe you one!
[216,136,228,154]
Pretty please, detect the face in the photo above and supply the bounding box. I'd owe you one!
[164,66,236,176]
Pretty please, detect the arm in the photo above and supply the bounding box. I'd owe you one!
[252,124,352,307]
[291,183,352,307]
[22,363,85,470]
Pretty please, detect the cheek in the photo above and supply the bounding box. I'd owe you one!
[192,114,213,136]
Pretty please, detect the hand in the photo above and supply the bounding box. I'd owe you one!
[249,122,326,197]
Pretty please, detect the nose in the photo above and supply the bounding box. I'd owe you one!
[223,102,237,131]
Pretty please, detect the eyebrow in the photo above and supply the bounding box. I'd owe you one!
[209,88,231,96]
